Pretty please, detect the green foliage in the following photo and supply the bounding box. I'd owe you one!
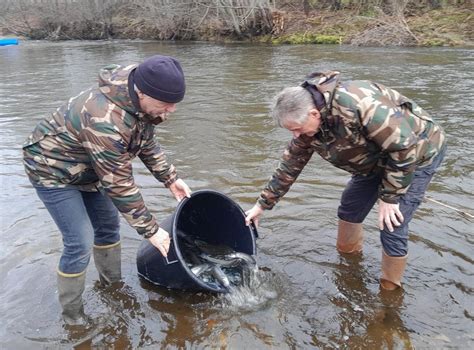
[358,8,378,17]
[421,38,446,46]
[420,34,465,46]
[272,33,342,45]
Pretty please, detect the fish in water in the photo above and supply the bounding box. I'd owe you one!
[190,263,212,277]
[199,253,242,267]
[211,265,230,288]
[179,233,257,289]
[226,252,256,266]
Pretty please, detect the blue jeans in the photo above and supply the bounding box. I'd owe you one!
[35,186,120,274]
[337,147,446,257]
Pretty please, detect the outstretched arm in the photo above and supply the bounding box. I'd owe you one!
[246,135,314,227]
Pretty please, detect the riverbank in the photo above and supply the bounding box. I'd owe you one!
[258,7,473,47]
[2,6,472,47]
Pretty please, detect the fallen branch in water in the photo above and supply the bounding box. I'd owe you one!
[425,196,474,219]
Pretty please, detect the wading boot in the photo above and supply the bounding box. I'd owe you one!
[380,250,408,291]
[93,241,121,286]
[57,270,87,325]
[336,219,364,254]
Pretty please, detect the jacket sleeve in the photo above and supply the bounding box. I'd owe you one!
[257,135,314,209]
[138,128,178,187]
[79,122,159,238]
[356,84,420,203]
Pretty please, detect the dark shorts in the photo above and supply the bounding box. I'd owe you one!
[337,147,446,257]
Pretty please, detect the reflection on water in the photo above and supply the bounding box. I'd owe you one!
[0,41,473,348]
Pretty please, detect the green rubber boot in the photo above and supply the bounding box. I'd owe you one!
[57,270,87,325]
[93,241,122,286]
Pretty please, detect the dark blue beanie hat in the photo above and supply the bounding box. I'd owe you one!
[134,55,185,103]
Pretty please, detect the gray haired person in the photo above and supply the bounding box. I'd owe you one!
[246,72,446,291]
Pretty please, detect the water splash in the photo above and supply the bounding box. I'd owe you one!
[218,268,278,310]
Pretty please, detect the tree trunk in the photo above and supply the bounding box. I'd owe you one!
[303,0,310,16]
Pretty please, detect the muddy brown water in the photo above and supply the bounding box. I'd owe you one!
[1,41,473,349]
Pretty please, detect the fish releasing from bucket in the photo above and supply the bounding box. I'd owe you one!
[179,233,257,290]
[211,265,230,288]
[190,263,212,276]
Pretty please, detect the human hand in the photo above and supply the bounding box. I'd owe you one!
[378,200,404,232]
[148,227,171,257]
[169,179,192,202]
[245,204,264,227]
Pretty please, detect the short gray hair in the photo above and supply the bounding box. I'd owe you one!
[270,86,315,127]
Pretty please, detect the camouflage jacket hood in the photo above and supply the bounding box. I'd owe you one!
[258,71,446,209]
[301,70,340,118]
[23,64,177,238]
[98,64,140,116]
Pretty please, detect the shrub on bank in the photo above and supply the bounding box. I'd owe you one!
[1,1,471,47]
[272,33,342,45]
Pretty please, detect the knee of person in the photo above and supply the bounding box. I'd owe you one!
[381,233,408,257]
[400,195,423,209]
[337,209,363,224]
[59,250,91,274]
[63,235,92,257]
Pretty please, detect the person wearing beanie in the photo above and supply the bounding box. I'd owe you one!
[22,55,191,325]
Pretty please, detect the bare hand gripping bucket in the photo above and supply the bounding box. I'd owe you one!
[136,190,258,293]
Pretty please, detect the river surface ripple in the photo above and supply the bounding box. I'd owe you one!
[0,41,473,349]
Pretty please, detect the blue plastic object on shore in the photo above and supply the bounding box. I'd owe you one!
[0,38,19,46]
[136,189,258,293]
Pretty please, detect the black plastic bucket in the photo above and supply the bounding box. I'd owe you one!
[136,189,258,293]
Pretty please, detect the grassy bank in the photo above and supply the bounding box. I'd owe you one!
[258,7,473,47]
[1,4,472,47]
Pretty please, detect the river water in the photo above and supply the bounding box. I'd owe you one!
[1,40,473,349]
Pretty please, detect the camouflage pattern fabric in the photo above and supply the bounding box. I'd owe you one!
[258,71,446,209]
[23,64,178,238]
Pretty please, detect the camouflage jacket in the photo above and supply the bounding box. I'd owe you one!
[258,71,446,209]
[23,64,178,238]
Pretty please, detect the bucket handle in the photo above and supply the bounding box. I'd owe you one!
[163,239,180,265]
[164,255,179,265]
[250,221,259,239]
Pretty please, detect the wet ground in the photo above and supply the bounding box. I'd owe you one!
[0,40,473,348]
